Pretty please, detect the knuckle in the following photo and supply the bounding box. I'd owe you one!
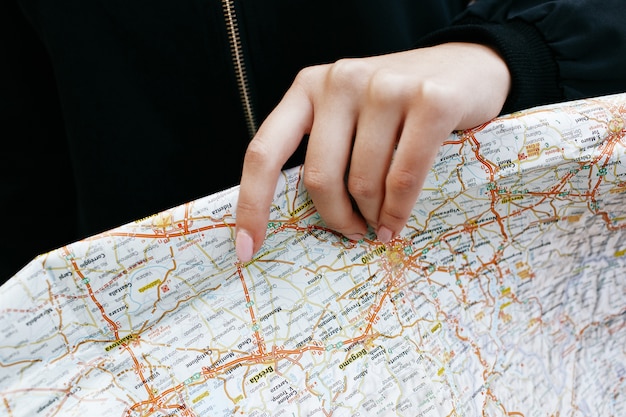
[347,174,377,201]
[386,168,420,197]
[292,64,328,94]
[367,70,408,104]
[302,167,330,194]
[413,80,458,119]
[326,58,367,89]
[293,65,319,86]
[243,138,273,165]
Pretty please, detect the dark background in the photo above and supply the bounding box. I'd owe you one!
[1,1,77,284]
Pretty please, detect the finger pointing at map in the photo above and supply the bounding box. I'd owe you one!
[235,43,511,263]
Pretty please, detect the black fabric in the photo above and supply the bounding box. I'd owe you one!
[2,0,466,282]
[1,0,77,280]
[419,0,626,112]
[240,0,469,123]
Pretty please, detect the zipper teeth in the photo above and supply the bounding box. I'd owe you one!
[222,0,258,138]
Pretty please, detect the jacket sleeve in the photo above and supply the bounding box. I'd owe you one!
[416,0,626,114]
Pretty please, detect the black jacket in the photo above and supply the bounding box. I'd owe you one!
[422,0,626,113]
[2,0,626,280]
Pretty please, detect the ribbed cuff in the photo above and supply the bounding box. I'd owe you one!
[416,18,564,115]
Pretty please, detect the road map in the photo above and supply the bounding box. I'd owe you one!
[1,93,626,417]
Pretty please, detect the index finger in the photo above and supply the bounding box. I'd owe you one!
[235,86,313,263]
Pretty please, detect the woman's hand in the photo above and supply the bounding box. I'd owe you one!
[235,42,510,262]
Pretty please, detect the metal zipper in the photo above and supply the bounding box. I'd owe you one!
[222,0,258,139]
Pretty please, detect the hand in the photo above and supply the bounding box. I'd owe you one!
[235,42,510,262]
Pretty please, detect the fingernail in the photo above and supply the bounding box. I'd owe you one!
[235,229,254,263]
[345,233,365,241]
[377,226,393,243]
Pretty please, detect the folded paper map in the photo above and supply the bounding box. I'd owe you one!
[1,93,625,416]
